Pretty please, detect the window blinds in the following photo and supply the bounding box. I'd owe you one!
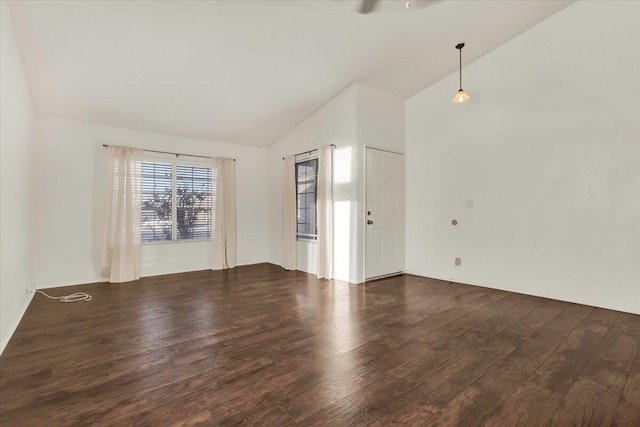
[295,158,318,239]
[142,162,172,242]
[176,165,212,241]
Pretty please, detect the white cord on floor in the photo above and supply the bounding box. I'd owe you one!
[36,290,92,303]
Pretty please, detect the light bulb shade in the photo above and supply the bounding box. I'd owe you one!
[452,89,470,103]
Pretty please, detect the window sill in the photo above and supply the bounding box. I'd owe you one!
[142,238,211,246]
[297,239,317,244]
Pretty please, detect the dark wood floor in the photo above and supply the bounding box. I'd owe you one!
[1,263,638,426]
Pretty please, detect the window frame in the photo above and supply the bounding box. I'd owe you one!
[142,153,212,245]
[295,156,319,242]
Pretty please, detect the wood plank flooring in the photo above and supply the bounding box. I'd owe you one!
[1,263,638,426]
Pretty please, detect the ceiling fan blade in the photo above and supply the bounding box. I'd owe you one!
[359,0,379,14]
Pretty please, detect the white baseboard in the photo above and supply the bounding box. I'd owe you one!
[33,261,267,290]
[404,270,640,315]
[35,278,101,290]
[0,290,34,356]
[136,261,265,279]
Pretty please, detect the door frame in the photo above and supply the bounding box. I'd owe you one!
[364,146,405,281]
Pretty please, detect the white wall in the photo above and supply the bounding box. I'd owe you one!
[406,0,640,314]
[357,84,406,154]
[0,1,36,352]
[267,82,405,283]
[32,116,269,288]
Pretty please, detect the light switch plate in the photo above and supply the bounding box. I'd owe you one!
[455,257,461,266]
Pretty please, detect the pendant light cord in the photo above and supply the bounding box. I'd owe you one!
[459,47,462,90]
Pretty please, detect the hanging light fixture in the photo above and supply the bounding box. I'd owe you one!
[453,43,470,103]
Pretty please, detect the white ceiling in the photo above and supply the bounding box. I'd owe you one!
[9,0,573,147]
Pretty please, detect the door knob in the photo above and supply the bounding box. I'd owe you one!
[367,220,373,225]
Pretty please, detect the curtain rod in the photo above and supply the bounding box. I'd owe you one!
[282,144,336,160]
[102,144,235,161]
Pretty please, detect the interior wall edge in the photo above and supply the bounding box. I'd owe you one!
[0,0,37,353]
[0,290,34,356]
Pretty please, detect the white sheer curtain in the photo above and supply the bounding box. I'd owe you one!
[101,146,143,283]
[282,155,297,271]
[211,157,237,270]
[316,145,334,279]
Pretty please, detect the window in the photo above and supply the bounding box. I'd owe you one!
[142,161,212,243]
[296,158,318,240]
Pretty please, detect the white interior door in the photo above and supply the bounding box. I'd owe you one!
[365,147,404,279]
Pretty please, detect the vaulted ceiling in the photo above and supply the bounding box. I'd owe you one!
[9,0,573,147]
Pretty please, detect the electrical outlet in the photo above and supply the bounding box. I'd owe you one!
[455,257,461,266]
[465,200,474,208]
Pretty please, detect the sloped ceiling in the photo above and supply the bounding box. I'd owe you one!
[8,0,573,146]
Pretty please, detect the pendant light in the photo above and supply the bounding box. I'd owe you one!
[453,43,470,103]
